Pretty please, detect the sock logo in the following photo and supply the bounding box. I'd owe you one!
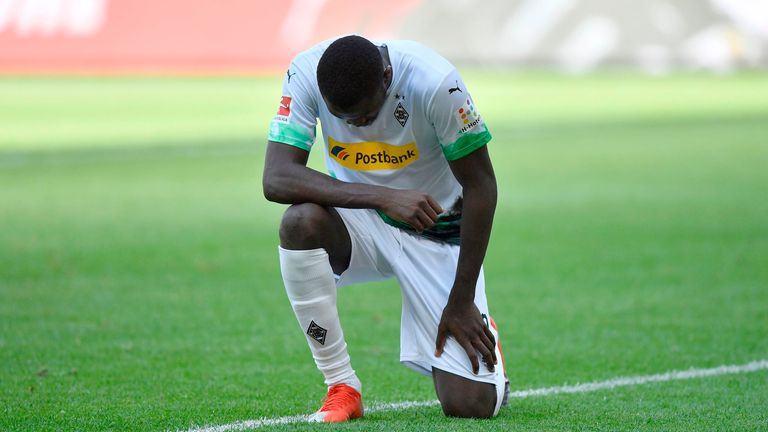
[307,320,327,345]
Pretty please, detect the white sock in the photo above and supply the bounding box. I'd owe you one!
[279,246,361,393]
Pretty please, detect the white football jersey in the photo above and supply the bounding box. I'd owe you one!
[268,39,491,244]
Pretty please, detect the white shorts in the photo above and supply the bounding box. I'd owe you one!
[335,207,506,414]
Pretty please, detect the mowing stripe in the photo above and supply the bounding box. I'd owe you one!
[180,359,768,432]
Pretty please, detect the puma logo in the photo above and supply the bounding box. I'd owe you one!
[448,80,462,95]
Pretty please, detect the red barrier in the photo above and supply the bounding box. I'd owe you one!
[0,0,422,73]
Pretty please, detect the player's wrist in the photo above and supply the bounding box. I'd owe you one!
[447,286,475,306]
[370,186,394,211]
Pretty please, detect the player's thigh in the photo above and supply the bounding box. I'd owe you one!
[279,203,351,274]
[333,207,399,286]
[393,234,502,407]
[394,234,493,366]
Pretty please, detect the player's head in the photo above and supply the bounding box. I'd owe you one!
[317,35,392,127]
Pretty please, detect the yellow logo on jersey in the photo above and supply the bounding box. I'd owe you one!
[328,136,419,171]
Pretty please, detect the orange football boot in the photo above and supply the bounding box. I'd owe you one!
[310,383,363,423]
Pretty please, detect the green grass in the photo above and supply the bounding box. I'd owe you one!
[1,73,768,431]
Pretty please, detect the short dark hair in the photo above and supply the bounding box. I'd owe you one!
[317,35,383,110]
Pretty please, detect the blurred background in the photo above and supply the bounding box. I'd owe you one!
[2,0,767,152]
[1,0,768,74]
[2,1,767,431]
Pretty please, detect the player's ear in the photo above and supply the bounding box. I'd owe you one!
[383,65,393,88]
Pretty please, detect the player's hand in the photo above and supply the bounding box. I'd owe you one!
[378,189,443,232]
[435,300,496,374]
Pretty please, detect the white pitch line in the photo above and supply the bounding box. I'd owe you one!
[180,359,768,432]
[507,359,768,398]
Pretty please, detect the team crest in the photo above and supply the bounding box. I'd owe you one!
[307,320,327,345]
[394,102,409,127]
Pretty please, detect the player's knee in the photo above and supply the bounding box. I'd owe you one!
[440,394,496,418]
[279,203,331,249]
[434,368,497,419]
[434,372,497,419]
[438,392,495,419]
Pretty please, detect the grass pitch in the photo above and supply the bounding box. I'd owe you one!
[1,73,767,431]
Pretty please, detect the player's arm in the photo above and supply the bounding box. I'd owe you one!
[431,70,497,374]
[434,145,498,374]
[264,58,441,228]
[262,141,442,231]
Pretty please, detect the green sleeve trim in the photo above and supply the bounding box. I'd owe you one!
[268,122,314,151]
[442,129,492,161]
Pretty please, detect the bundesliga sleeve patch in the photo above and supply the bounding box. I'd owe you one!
[278,96,292,116]
[272,95,292,125]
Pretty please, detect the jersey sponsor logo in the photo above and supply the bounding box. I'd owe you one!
[328,136,418,170]
[286,69,296,84]
[455,97,482,134]
[330,145,350,160]
[393,102,409,127]
[459,117,482,133]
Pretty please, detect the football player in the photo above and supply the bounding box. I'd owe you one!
[263,35,508,422]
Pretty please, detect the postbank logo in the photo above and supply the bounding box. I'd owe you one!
[328,137,419,171]
[330,145,350,160]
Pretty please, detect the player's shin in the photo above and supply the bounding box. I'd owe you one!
[278,246,361,393]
